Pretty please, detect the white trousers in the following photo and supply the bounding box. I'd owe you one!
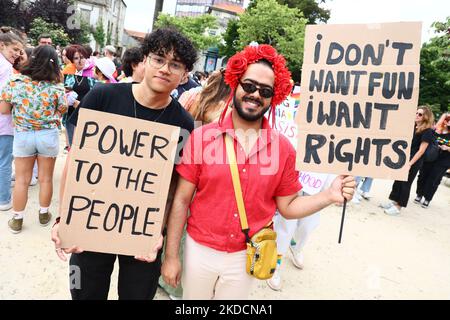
[182,234,254,300]
[274,212,320,255]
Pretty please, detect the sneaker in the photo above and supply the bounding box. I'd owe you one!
[351,192,363,204]
[421,200,430,209]
[384,205,401,216]
[8,217,23,234]
[266,266,282,291]
[290,246,304,270]
[414,196,423,204]
[360,192,371,200]
[39,211,52,227]
[379,201,394,209]
[29,176,38,186]
[0,202,12,211]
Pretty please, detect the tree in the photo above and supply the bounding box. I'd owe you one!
[218,19,240,59]
[27,0,73,32]
[92,19,106,50]
[238,0,308,81]
[6,0,91,44]
[248,0,329,24]
[154,13,220,51]
[0,0,22,28]
[419,17,450,114]
[106,31,112,47]
[3,0,93,45]
[0,0,32,32]
[115,25,120,47]
[69,17,92,45]
[29,17,71,47]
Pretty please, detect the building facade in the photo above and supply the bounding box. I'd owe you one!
[157,0,248,73]
[162,0,246,17]
[122,29,146,49]
[75,0,127,52]
[203,3,244,72]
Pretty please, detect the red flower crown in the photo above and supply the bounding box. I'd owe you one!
[220,44,293,126]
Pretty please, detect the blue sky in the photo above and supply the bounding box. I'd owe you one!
[123,0,449,42]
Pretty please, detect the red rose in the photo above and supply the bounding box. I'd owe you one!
[225,54,248,89]
[227,54,248,75]
[272,59,288,73]
[276,73,292,85]
[258,45,277,60]
[281,80,293,95]
[244,46,260,64]
[272,81,293,106]
[225,75,239,89]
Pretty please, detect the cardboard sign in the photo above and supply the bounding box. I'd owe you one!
[59,109,180,256]
[274,97,329,195]
[295,22,422,181]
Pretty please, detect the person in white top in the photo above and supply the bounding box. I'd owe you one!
[0,29,24,211]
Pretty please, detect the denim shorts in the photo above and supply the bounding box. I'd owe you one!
[13,128,60,158]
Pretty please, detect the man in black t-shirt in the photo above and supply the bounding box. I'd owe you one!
[51,28,197,300]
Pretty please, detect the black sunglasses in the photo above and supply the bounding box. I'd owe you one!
[239,81,274,99]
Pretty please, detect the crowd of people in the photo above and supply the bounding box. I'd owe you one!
[0,25,448,301]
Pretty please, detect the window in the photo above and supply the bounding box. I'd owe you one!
[177,4,206,13]
[80,9,91,25]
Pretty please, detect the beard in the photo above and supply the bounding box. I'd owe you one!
[233,95,271,122]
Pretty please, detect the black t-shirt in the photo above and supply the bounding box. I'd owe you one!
[435,131,450,166]
[69,83,194,156]
[411,127,434,158]
[72,76,93,101]
[64,75,97,117]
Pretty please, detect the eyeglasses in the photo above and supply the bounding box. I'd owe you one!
[416,112,424,117]
[148,54,186,75]
[239,81,274,99]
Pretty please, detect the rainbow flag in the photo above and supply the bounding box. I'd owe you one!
[289,92,301,109]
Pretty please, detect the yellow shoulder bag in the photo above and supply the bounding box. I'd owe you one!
[225,134,279,280]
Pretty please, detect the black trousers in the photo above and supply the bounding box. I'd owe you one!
[69,251,161,300]
[389,160,423,208]
[416,160,450,202]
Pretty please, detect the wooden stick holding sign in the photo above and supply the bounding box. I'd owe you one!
[59,109,180,256]
[295,22,422,243]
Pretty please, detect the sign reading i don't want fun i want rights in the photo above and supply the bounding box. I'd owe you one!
[59,109,180,257]
[296,22,422,181]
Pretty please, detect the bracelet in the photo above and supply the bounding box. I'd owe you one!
[53,217,61,228]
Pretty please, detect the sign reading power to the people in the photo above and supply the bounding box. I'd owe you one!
[59,109,180,256]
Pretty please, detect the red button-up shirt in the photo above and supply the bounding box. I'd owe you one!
[176,113,302,253]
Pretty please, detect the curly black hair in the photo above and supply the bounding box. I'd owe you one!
[141,28,197,72]
[122,47,144,77]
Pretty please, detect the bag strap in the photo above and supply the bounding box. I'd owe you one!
[224,134,251,243]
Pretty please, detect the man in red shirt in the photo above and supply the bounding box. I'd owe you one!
[161,45,356,300]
